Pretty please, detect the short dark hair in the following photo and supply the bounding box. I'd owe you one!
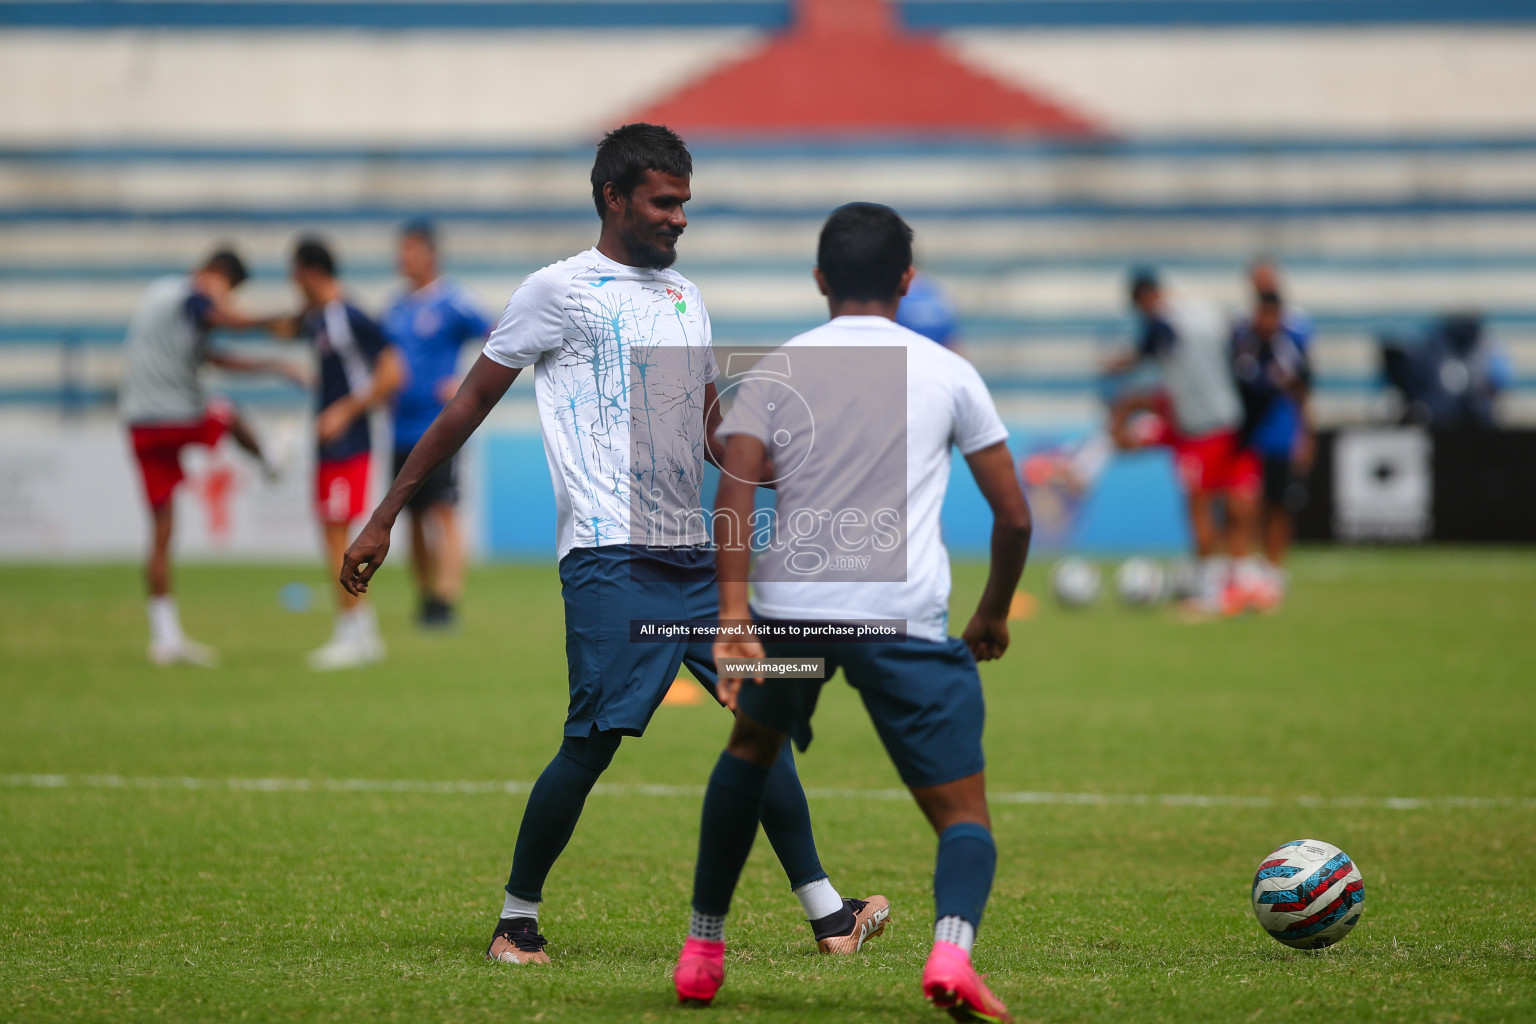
[1129,267,1160,302]
[201,248,248,288]
[292,236,337,277]
[400,217,437,250]
[816,203,914,303]
[590,123,692,219]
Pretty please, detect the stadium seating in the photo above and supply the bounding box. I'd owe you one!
[3,138,1534,424]
[2,3,1534,426]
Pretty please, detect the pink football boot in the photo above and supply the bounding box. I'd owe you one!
[922,941,1014,1023]
[673,936,725,1006]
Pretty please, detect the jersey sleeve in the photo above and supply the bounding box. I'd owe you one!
[1137,317,1176,358]
[184,292,215,330]
[696,289,720,384]
[483,269,568,369]
[716,374,771,442]
[951,359,1009,455]
[349,308,390,364]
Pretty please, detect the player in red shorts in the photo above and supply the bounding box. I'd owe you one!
[120,248,305,666]
[1106,270,1264,615]
[290,238,404,670]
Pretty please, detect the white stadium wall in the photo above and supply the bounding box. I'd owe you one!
[4,28,1536,144]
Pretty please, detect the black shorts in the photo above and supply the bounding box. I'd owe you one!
[393,443,458,512]
[1261,456,1309,513]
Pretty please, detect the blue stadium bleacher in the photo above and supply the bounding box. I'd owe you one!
[3,136,1534,422]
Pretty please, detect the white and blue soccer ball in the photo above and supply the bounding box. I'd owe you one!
[1113,557,1166,606]
[1050,558,1102,609]
[1251,839,1366,949]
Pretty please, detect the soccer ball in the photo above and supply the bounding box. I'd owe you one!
[1113,557,1166,606]
[1251,839,1366,949]
[1050,558,1102,608]
[1166,558,1200,600]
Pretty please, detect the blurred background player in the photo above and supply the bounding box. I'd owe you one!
[676,203,1031,1021]
[340,124,874,967]
[1232,290,1312,597]
[290,237,403,670]
[384,220,492,629]
[1107,269,1262,615]
[120,248,304,666]
[896,269,961,352]
[1382,311,1513,429]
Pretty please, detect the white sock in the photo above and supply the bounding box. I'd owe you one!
[689,908,725,943]
[344,604,377,641]
[501,893,538,921]
[793,877,845,921]
[148,596,183,647]
[935,915,976,954]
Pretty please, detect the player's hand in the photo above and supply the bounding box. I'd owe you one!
[962,613,1010,662]
[340,517,391,596]
[316,402,357,444]
[713,636,767,711]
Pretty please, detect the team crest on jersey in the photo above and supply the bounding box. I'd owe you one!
[664,286,686,313]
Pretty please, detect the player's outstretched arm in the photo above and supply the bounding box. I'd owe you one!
[712,433,768,709]
[961,441,1032,662]
[340,354,520,595]
[204,348,310,388]
[204,300,300,338]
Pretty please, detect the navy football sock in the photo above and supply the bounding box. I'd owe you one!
[933,822,997,930]
[504,731,623,902]
[758,743,829,891]
[691,752,772,918]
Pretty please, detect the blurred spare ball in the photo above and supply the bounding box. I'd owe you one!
[1050,558,1102,609]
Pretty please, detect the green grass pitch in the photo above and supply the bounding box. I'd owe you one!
[2,549,1533,1022]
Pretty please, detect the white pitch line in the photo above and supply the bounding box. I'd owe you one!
[2,773,1533,811]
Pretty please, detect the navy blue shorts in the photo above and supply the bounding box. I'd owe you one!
[737,625,986,789]
[559,545,720,737]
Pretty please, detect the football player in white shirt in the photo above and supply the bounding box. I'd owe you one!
[673,204,1032,1022]
[339,124,878,967]
[121,248,305,666]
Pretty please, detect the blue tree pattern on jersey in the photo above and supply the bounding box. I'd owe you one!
[551,260,712,549]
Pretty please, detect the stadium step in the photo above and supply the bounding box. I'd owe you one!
[4,138,1535,423]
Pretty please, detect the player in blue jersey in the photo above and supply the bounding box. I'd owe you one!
[1232,290,1312,593]
[338,125,880,967]
[673,204,1032,1020]
[290,237,404,670]
[384,220,492,629]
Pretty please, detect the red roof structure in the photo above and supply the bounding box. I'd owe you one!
[632,0,1099,138]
